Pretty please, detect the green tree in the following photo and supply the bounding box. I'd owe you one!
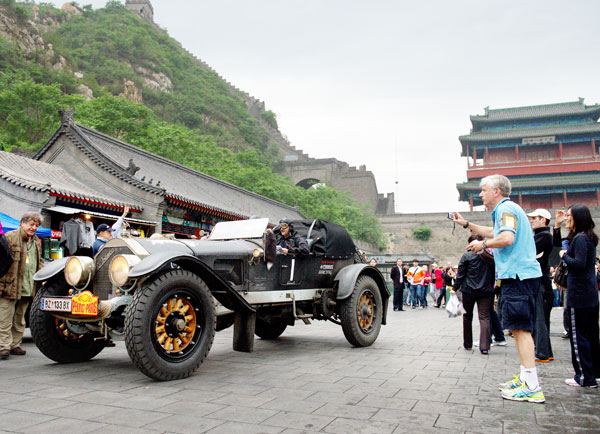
[74,95,154,140]
[0,80,83,150]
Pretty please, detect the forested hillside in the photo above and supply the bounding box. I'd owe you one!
[0,0,385,247]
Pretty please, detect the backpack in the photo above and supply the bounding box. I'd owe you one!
[0,234,13,278]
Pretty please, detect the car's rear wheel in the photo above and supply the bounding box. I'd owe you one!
[339,276,383,347]
[30,278,106,363]
[124,270,216,381]
[255,318,287,339]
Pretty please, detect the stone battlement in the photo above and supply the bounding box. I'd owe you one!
[126,0,154,24]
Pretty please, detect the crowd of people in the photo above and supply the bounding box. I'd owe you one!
[380,174,600,404]
[386,259,457,311]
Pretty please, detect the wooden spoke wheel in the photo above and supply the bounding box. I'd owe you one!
[340,275,383,347]
[357,292,375,332]
[54,318,94,343]
[125,270,216,381]
[30,278,105,364]
[154,295,197,353]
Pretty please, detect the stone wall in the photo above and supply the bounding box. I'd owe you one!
[125,0,154,24]
[281,157,382,212]
[379,207,600,266]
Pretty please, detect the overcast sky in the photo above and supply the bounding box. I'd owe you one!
[47,1,600,213]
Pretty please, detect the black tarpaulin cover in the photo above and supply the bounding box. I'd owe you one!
[291,219,356,259]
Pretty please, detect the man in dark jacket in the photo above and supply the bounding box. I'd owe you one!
[527,209,554,362]
[390,258,405,311]
[0,212,44,360]
[453,234,496,354]
[275,219,309,255]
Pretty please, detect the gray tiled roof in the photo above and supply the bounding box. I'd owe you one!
[471,100,600,123]
[459,122,600,143]
[457,173,600,191]
[0,151,133,208]
[57,122,305,222]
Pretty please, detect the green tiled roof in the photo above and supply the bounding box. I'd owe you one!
[457,173,600,191]
[471,99,600,123]
[459,122,600,144]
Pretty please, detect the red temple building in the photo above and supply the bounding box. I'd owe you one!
[457,98,600,211]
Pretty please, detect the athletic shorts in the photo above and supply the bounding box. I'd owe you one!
[500,277,540,332]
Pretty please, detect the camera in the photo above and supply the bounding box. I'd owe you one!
[447,212,455,220]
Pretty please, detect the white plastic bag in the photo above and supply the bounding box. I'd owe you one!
[446,293,466,317]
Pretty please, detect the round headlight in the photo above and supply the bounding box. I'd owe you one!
[253,248,262,258]
[109,255,141,287]
[65,256,95,287]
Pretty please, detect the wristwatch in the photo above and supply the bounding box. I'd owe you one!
[482,240,487,249]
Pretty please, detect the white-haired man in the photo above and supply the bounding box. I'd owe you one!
[453,174,544,403]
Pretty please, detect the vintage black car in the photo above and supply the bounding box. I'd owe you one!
[31,218,389,380]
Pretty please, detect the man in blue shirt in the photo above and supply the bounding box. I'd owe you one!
[454,174,544,404]
[92,206,129,256]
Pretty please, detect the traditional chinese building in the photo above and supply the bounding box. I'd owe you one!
[457,98,600,210]
[29,109,304,239]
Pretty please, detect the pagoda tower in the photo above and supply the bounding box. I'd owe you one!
[457,98,600,211]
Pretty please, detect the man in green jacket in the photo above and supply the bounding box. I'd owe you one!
[0,212,44,360]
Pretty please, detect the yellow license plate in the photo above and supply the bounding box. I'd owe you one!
[71,291,99,316]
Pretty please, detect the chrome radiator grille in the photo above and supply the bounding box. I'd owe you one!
[93,246,133,300]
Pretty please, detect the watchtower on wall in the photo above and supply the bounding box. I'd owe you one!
[125,0,154,24]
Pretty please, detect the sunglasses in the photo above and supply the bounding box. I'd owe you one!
[280,223,289,229]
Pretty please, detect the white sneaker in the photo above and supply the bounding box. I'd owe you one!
[566,378,598,388]
[565,378,580,387]
[492,341,507,347]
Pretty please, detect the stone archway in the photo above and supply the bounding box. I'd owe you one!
[296,178,321,189]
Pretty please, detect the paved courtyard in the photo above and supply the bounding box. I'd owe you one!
[0,305,599,433]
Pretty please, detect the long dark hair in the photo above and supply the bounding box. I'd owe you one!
[567,204,598,246]
[468,234,484,243]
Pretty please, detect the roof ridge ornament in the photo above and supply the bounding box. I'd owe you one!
[125,158,140,176]
[59,108,75,125]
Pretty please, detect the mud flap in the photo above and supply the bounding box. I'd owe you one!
[233,310,256,353]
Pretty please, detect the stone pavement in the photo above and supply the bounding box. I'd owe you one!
[0,305,599,434]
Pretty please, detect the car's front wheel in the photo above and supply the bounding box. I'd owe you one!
[339,276,383,347]
[124,270,216,381]
[30,278,106,363]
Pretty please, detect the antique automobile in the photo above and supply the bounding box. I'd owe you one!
[30,218,389,381]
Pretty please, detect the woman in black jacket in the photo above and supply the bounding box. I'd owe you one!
[453,234,496,354]
[559,204,600,388]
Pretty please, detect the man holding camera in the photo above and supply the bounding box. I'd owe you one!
[453,174,544,403]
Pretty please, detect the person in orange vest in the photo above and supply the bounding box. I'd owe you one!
[407,259,426,309]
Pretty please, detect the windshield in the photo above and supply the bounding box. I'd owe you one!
[209,218,269,240]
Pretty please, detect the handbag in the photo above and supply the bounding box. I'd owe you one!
[553,261,568,288]
[446,293,466,318]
